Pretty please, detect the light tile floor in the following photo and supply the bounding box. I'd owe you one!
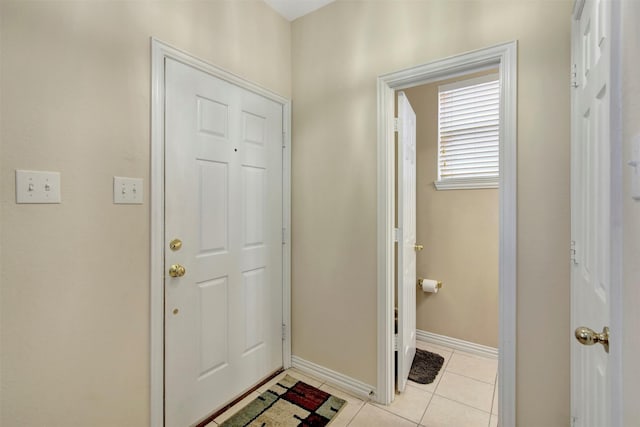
[206,341,498,427]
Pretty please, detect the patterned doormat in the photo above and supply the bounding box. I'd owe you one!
[219,374,346,427]
[408,348,445,384]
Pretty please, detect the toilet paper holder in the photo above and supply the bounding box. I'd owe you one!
[416,278,442,289]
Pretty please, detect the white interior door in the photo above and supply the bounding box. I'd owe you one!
[164,58,284,427]
[571,1,611,425]
[397,91,417,393]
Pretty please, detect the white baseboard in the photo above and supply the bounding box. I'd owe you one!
[416,330,498,359]
[290,355,376,401]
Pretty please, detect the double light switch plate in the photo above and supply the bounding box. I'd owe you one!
[15,170,61,204]
[113,176,143,204]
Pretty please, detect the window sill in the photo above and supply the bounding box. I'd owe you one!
[434,177,499,190]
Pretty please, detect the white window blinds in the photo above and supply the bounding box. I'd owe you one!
[436,74,499,190]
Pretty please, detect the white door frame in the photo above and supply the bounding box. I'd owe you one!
[149,38,292,427]
[376,41,517,425]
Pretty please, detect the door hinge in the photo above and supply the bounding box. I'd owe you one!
[570,240,578,265]
[571,63,579,88]
[282,228,286,245]
[393,227,400,242]
[394,117,399,132]
[571,416,577,427]
[282,131,286,148]
[282,324,287,341]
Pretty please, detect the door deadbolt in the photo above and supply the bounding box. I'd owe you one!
[169,239,182,251]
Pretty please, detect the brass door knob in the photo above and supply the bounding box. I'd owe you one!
[169,264,186,278]
[414,244,424,251]
[575,326,609,353]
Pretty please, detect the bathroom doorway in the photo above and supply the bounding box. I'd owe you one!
[400,68,500,354]
[377,42,517,425]
[392,69,500,422]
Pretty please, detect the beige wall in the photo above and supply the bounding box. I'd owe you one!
[621,0,640,423]
[291,1,572,425]
[0,2,290,426]
[404,74,499,349]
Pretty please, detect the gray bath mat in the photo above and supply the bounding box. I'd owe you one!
[408,348,445,384]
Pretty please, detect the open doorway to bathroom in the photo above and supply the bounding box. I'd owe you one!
[392,69,500,424]
[377,41,517,426]
[401,69,500,353]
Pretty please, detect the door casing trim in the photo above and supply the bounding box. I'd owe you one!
[150,38,292,427]
[376,41,517,426]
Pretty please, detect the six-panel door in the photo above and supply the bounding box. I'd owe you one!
[164,58,283,427]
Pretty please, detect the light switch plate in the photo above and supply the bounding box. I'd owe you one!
[113,176,143,204]
[16,170,61,204]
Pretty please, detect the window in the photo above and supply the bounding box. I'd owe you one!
[435,74,500,190]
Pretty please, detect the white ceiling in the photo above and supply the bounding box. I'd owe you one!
[264,0,336,21]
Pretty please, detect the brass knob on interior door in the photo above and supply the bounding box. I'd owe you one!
[575,326,609,353]
[414,244,424,251]
[169,264,186,278]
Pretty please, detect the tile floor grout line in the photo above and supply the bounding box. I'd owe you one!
[432,391,494,415]
[489,375,497,417]
[446,348,498,361]
[416,388,436,426]
[441,368,498,386]
[447,354,498,377]
[433,354,496,417]
[405,379,440,393]
[419,344,498,426]
[345,399,370,427]
[441,352,454,375]
[370,400,427,425]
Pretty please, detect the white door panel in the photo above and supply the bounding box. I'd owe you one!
[397,91,417,393]
[165,58,283,427]
[571,1,611,425]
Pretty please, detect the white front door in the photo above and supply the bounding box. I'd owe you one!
[164,58,284,427]
[397,91,417,393]
[571,1,612,425]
